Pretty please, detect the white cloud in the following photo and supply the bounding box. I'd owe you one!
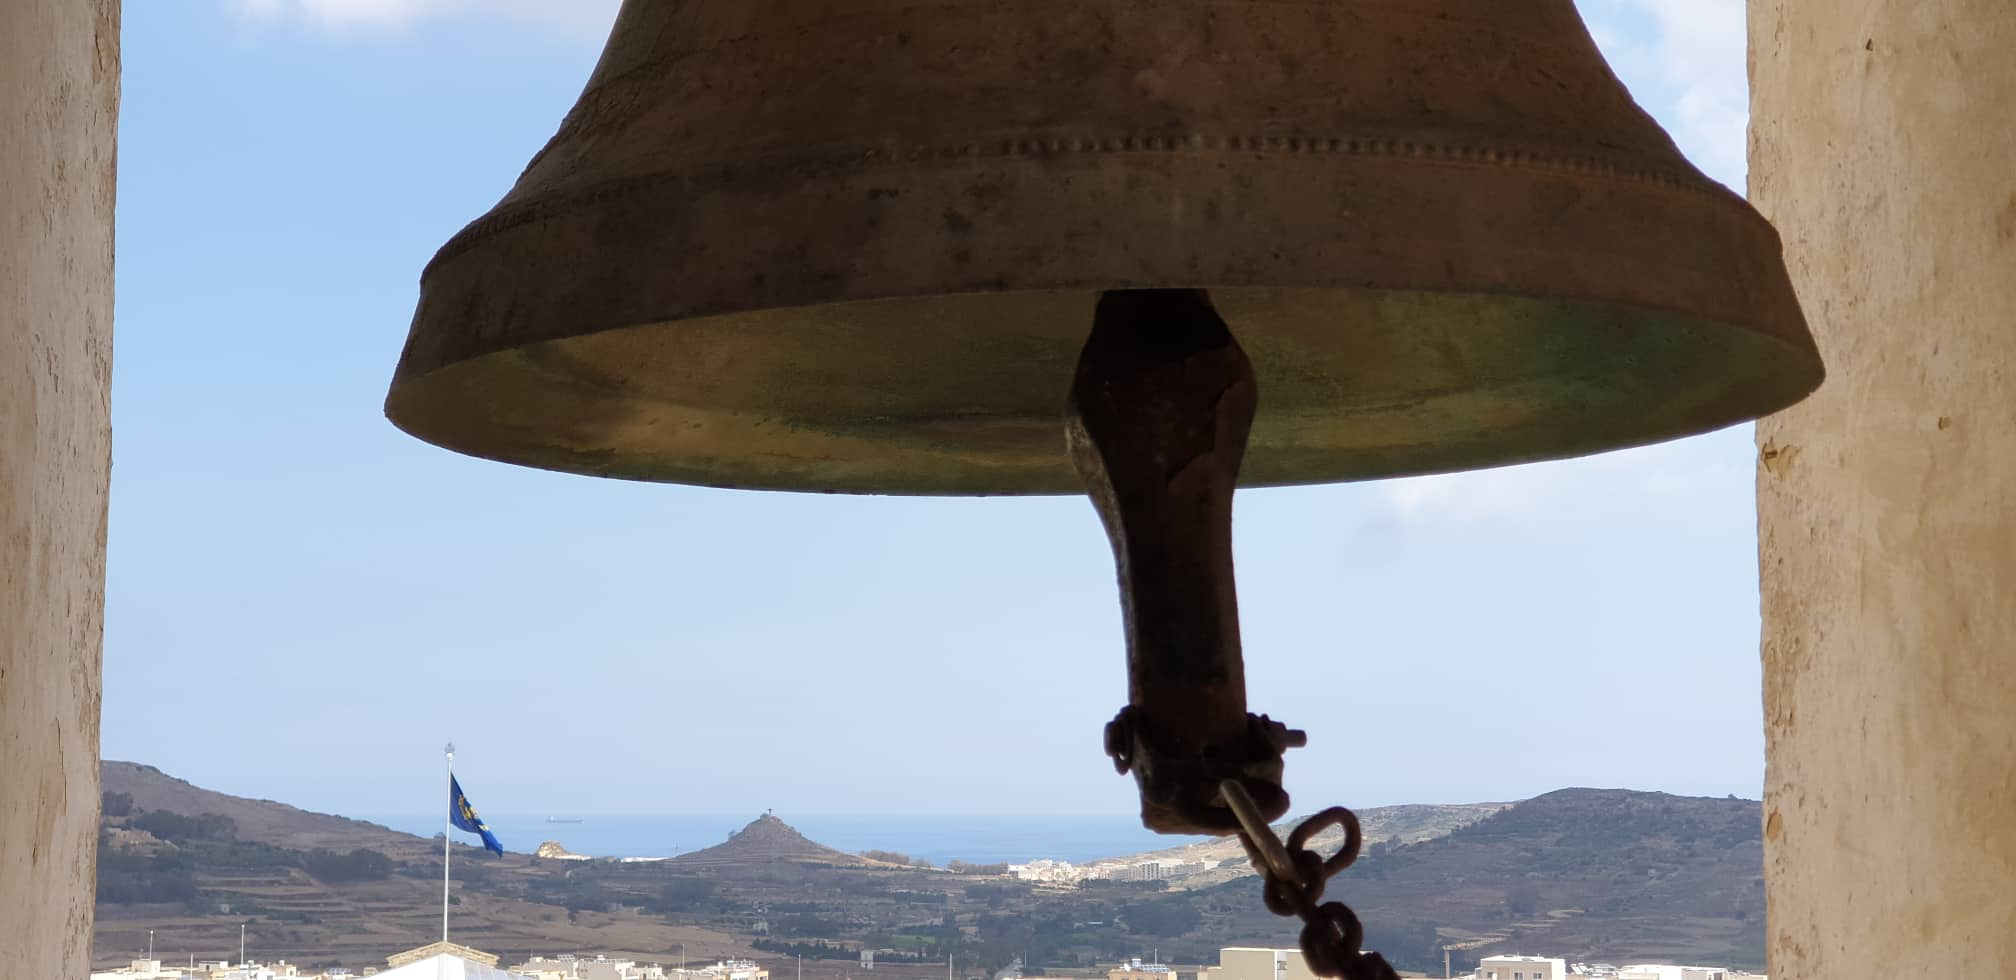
[230,0,619,32]
[1377,431,1750,527]
[1636,0,1749,187]
[1380,463,1569,526]
[1581,0,1750,188]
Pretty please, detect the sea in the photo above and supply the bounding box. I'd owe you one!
[356,813,1205,865]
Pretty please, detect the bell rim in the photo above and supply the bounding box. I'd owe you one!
[385,282,1823,496]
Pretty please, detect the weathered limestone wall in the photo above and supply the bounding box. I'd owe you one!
[1750,2,2016,976]
[0,0,118,975]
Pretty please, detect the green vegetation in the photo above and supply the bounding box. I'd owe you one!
[95,845,199,904]
[656,876,718,912]
[773,911,845,937]
[1118,897,1201,936]
[751,939,856,960]
[305,848,392,882]
[863,849,934,868]
[525,875,614,913]
[186,840,307,872]
[964,882,1029,906]
[132,810,239,842]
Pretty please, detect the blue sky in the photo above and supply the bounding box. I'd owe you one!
[104,0,1766,820]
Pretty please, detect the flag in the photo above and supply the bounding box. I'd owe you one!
[449,774,505,856]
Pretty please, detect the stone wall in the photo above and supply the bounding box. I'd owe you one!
[0,1,119,976]
[1750,1,2016,976]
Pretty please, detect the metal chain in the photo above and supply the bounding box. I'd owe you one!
[1219,781,1400,980]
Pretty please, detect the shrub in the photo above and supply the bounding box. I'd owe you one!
[305,848,393,882]
[132,811,237,842]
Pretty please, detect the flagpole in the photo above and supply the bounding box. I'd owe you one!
[444,742,455,947]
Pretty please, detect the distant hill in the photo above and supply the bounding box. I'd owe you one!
[94,763,758,972]
[1193,788,1767,972]
[1101,800,1510,888]
[101,761,424,854]
[668,814,866,870]
[92,764,1764,978]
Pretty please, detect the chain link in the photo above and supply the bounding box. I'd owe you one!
[1219,783,1400,980]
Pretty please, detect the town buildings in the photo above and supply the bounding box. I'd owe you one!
[89,958,334,980]
[1006,857,1219,885]
[1103,957,1211,980]
[1106,958,1175,980]
[1196,947,1765,980]
[90,960,191,980]
[84,943,772,980]
[509,956,768,980]
[1466,954,1765,980]
[1614,967,1756,980]
[87,941,1774,980]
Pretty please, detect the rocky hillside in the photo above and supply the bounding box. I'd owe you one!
[1101,800,1510,888]
[93,765,1765,977]
[93,765,756,972]
[102,761,424,854]
[1196,788,1767,972]
[668,814,866,870]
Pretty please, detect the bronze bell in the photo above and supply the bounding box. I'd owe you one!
[387,0,1818,492]
[386,2,1821,973]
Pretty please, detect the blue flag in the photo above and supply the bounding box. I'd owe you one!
[449,775,505,856]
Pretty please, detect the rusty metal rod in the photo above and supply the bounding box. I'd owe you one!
[1221,778,1299,881]
[1066,288,1302,835]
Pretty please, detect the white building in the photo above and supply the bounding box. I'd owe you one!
[670,960,768,980]
[1007,859,1082,883]
[1464,957,1760,980]
[1108,958,1175,980]
[92,959,185,980]
[1617,966,1740,980]
[93,960,350,980]
[195,961,312,980]
[513,956,641,980]
[511,957,764,980]
[374,953,528,980]
[379,942,530,980]
[513,955,640,980]
[1476,955,1567,980]
[1104,861,1174,882]
[1213,946,1317,980]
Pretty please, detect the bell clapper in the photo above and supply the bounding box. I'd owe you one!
[1066,289,1395,980]
[1066,288,1296,835]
